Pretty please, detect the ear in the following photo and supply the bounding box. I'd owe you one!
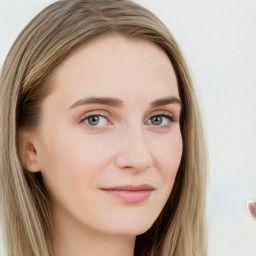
[18,129,41,173]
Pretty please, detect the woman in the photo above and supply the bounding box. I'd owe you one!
[0,0,207,255]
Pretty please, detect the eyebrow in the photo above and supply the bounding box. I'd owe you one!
[69,97,123,109]
[69,96,182,109]
[150,96,182,107]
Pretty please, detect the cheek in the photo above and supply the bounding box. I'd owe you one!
[154,131,183,179]
[36,128,112,199]
[147,131,182,218]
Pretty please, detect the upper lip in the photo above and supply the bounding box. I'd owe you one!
[102,184,155,191]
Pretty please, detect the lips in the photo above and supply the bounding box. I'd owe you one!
[101,184,155,203]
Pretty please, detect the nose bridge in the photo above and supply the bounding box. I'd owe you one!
[115,123,153,171]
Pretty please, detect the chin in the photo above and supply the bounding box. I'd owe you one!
[101,212,158,236]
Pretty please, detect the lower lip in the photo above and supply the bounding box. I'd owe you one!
[102,190,153,203]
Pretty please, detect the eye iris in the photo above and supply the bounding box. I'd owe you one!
[151,116,162,125]
[88,116,100,125]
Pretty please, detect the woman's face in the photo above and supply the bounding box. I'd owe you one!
[31,35,182,236]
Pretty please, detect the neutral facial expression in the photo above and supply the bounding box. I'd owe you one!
[32,35,183,236]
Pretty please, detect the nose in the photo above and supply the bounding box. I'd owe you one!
[114,125,154,172]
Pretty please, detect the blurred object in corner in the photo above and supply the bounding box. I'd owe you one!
[247,201,256,219]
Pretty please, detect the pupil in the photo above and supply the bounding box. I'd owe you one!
[89,116,99,125]
[151,116,162,125]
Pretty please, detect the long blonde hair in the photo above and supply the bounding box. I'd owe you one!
[0,0,207,255]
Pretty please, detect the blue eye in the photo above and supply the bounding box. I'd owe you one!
[82,115,108,127]
[148,114,174,126]
[150,116,163,125]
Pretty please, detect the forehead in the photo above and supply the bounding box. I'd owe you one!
[48,35,179,104]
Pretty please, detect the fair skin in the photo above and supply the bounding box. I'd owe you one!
[19,35,182,256]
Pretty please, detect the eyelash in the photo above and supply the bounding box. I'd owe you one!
[80,114,110,127]
[80,112,176,128]
[147,114,175,126]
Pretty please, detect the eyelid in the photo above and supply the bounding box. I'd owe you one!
[79,110,111,122]
[79,111,113,129]
[146,110,177,122]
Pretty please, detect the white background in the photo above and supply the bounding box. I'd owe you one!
[0,0,256,255]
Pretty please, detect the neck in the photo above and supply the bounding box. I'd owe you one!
[52,207,136,256]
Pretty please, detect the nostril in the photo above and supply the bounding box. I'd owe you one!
[114,153,153,172]
[123,166,134,169]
